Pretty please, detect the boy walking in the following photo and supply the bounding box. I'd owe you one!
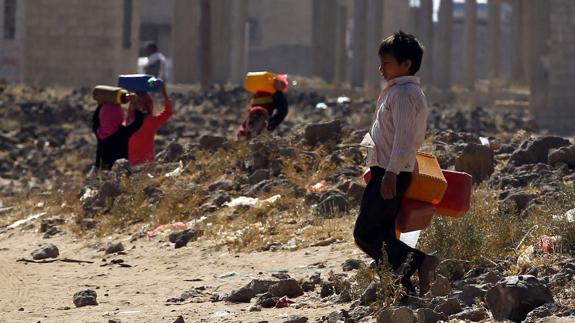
[354,31,439,296]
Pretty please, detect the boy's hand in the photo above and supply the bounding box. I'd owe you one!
[380,171,397,199]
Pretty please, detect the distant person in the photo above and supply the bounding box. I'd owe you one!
[354,31,439,296]
[144,42,166,80]
[124,83,173,166]
[237,77,288,140]
[92,95,144,170]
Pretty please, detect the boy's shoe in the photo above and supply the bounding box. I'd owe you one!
[418,254,440,297]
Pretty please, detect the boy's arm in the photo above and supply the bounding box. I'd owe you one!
[268,91,288,131]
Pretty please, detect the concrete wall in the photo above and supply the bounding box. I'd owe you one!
[22,0,140,87]
[172,0,200,84]
[140,0,174,56]
[443,4,512,87]
[0,0,26,83]
[141,0,174,25]
[538,0,575,134]
[246,0,313,76]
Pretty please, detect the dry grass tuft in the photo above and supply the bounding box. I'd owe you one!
[420,184,575,279]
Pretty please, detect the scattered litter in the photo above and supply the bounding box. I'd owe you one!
[165,161,185,178]
[211,311,232,318]
[564,209,575,222]
[80,188,97,202]
[480,137,490,146]
[35,201,45,209]
[286,238,297,250]
[307,181,328,193]
[315,102,328,109]
[224,195,281,208]
[187,216,208,226]
[336,96,351,104]
[538,235,558,253]
[260,195,281,206]
[225,196,258,207]
[400,230,421,249]
[217,272,238,279]
[275,296,295,308]
[7,212,47,229]
[517,245,535,267]
[146,222,187,238]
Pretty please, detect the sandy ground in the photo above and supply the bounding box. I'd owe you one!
[0,227,370,323]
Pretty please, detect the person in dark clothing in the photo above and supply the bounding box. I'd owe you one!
[92,98,145,170]
[237,79,288,140]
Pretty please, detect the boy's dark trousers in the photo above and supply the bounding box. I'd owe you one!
[353,166,426,292]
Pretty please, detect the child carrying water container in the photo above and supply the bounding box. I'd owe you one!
[124,83,173,166]
[354,31,440,296]
[237,73,289,140]
[92,93,144,171]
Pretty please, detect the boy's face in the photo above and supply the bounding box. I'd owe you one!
[379,53,412,81]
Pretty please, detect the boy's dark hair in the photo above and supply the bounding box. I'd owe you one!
[378,30,424,75]
[146,42,158,52]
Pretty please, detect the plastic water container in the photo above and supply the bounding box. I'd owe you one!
[405,152,448,205]
[361,167,435,235]
[435,170,473,218]
[118,74,163,93]
[244,71,277,94]
[92,85,129,104]
[396,199,436,233]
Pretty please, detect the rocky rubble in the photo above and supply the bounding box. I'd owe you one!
[1,83,574,322]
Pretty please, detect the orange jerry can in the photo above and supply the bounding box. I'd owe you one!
[244,71,277,94]
[405,152,448,205]
[396,199,436,233]
[435,170,473,218]
[361,168,435,233]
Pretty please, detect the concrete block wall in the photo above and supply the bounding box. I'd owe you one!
[539,0,575,134]
[247,0,313,77]
[139,0,174,56]
[0,0,27,83]
[23,0,141,87]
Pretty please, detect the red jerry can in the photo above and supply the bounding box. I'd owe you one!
[396,198,436,233]
[362,168,372,184]
[435,170,473,218]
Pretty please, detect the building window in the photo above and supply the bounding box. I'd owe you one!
[122,0,132,49]
[4,0,16,40]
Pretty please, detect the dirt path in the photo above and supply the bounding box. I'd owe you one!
[0,228,368,323]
